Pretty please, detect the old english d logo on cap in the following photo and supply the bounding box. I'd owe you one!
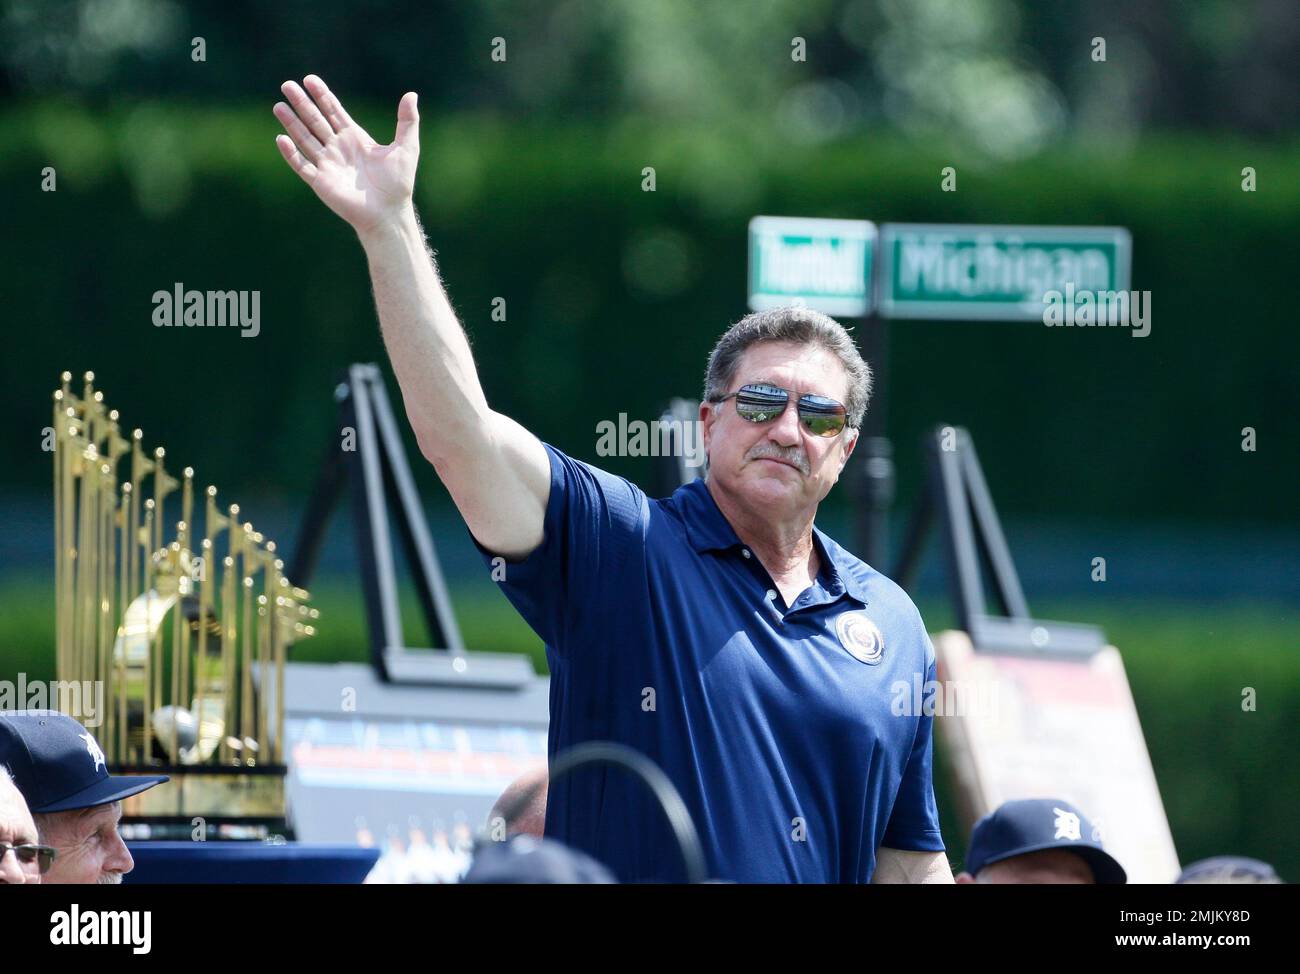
[835,611,884,665]
[80,732,106,773]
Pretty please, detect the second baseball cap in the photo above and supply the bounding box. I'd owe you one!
[965,797,1127,884]
[0,710,168,813]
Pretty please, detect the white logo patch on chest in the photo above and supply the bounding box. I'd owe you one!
[834,611,884,665]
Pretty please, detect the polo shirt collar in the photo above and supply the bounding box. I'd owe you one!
[675,478,873,606]
[812,525,874,605]
[678,478,743,553]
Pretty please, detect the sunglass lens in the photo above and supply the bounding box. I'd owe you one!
[734,385,788,423]
[14,845,55,874]
[799,397,847,437]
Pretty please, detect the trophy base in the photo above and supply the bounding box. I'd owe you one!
[114,764,291,841]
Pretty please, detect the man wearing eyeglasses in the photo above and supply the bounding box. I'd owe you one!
[1,766,47,884]
[273,76,951,884]
[0,712,167,884]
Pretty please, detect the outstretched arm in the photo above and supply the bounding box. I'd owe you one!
[273,76,548,559]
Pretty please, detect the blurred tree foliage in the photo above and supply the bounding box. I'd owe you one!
[2,0,1297,160]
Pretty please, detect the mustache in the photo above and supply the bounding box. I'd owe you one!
[745,443,809,475]
[97,872,124,885]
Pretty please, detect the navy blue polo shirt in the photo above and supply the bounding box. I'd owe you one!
[473,443,944,882]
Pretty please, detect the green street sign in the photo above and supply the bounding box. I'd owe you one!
[878,223,1132,321]
[748,216,876,316]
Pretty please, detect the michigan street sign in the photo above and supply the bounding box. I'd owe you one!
[748,216,876,316]
[877,223,1132,321]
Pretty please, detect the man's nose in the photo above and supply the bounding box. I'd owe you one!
[766,399,802,446]
[105,830,135,875]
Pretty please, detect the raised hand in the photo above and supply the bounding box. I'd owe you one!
[273,75,420,235]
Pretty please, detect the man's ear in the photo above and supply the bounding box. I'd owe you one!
[838,428,860,472]
[699,400,716,453]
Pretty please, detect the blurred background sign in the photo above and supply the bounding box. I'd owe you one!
[278,660,548,877]
[877,223,1132,321]
[281,661,549,843]
[934,629,1181,884]
[748,216,876,316]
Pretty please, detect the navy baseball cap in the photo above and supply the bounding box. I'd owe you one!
[1176,856,1282,884]
[0,710,168,813]
[966,798,1127,884]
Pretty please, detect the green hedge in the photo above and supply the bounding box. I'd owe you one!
[2,101,1299,528]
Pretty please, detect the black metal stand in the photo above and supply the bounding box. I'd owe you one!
[893,425,1104,657]
[652,397,703,497]
[289,364,476,681]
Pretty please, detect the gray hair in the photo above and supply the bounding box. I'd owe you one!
[702,307,872,428]
[0,765,32,832]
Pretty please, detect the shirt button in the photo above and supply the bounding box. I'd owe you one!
[766,589,777,600]
[742,548,752,559]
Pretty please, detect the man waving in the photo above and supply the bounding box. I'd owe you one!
[273,76,951,883]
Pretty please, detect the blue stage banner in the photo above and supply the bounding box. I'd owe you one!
[125,842,379,884]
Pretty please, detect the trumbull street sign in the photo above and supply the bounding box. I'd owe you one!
[747,217,1132,324]
[877,223,1132,321]
[748,216,876,317]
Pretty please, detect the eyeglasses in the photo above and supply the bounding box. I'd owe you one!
[710,383,851,437]
[0,842,58,875]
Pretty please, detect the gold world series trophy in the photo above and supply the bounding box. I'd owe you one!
[52,371,317,840]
